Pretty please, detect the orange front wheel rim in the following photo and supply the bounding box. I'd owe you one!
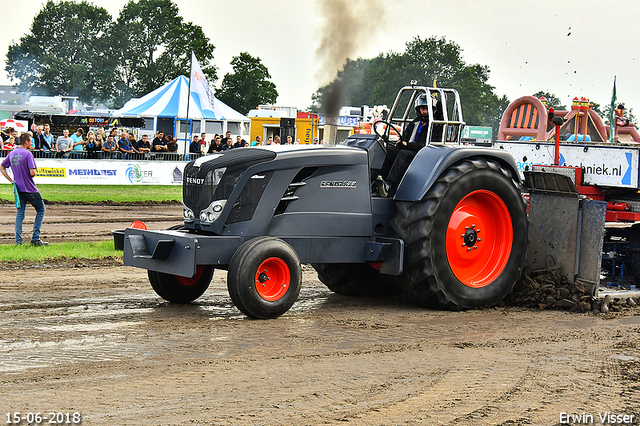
[255,257,290,301]
[176,265,204,286]
[445,190,513,288]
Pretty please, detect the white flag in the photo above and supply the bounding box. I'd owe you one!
[190,51,216,111]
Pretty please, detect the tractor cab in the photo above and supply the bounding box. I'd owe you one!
[376,84,466,146]
[342,84,467,195]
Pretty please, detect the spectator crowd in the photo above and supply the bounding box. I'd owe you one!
[1,125,316,161]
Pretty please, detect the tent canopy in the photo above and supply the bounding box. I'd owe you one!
[114,75,249,122]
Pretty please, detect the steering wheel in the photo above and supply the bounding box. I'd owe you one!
[373,120,403,152]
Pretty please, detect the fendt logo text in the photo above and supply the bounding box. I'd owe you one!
[186,177,205,185]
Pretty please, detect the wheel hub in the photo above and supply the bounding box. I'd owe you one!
[258,271,269,283]
[463,227,478,247]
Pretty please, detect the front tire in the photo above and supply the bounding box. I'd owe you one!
[228,237,302,319]
[148,266,214,303]
[391,158,528,309]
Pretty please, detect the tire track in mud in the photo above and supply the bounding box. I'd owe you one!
[611,330,640,419]
[320,323,640,426]
[0,274,341,376]
[332,349,534,425]
[0,293,158,373]
[0,204,183,243]
[2,256,640,424]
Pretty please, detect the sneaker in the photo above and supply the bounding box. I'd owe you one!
[379,181,391,198]
[372,175,391,198]
[371,176,382,196]
[31,240,49,247]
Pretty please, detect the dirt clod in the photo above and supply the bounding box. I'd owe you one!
[505,267,640,314]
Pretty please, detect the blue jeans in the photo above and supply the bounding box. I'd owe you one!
[16,191,45,244]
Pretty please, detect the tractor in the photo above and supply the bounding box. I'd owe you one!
[123,84,528,318]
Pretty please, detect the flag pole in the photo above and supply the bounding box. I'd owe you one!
[184,52,194,156]
[609,76,617,144]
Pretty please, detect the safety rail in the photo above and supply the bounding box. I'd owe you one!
[0,149,204,161]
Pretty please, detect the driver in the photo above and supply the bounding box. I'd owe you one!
[378,93,437,197]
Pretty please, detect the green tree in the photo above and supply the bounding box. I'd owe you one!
[5,0,113,103]
[216,52,278,114]
[488,94,511,138]
[109,0,216,107]
[404,36,465,87]
[533,91,566,110]
[365,52,418,107]
[310,57,373,113]
[590,101,603,116]
[311,36,505,129]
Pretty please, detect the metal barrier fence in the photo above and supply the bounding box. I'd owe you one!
[0,149,203,162]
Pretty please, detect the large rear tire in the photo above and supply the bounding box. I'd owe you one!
[312,263,403,296]
[228,237,302,319]
[148,266,214,303]
[391,158,528,309]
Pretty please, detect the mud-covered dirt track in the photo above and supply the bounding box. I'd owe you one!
[1,204,639,425]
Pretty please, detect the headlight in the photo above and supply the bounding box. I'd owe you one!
[211,167,226,185]
[199,200,227,223]
[182,202,195,221]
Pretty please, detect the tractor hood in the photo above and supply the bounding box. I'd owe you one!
[182,145,362,228]
[183,148,277,220]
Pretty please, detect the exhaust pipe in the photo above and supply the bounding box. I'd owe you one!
[324,122,338,146]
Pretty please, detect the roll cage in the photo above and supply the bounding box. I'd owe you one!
[382,84,466,145]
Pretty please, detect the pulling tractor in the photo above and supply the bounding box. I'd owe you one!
[123,85,529,318]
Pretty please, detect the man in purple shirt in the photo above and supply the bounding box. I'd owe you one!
[0,132,48,246]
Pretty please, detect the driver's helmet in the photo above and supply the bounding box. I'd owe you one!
[415,93,436,121]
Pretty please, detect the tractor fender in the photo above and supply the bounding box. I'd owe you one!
[394,145,521,202]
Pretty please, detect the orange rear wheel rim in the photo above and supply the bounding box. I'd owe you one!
[255,257,290,301]
[445,190,513,288]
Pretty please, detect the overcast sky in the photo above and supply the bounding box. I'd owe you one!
[1,0,639,118]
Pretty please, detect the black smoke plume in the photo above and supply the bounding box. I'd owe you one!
[316,0,385,117]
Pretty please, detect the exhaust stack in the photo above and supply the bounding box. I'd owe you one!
[324,122,338,146]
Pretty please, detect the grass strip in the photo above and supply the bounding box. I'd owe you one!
[0,184,182,203]
[0,240,121,262]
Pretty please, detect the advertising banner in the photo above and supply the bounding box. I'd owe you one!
[462,126,492,140]
[498,141,639,188]
[318,115,359,127]
[1,159,186,186]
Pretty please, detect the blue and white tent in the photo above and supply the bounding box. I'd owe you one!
[114,75,248,122]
